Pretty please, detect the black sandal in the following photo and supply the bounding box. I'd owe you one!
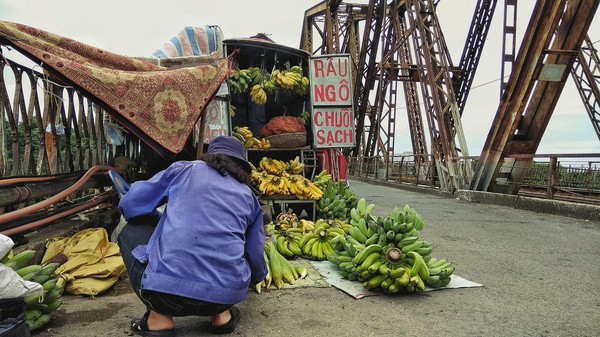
[211,306,240,335]
[130,311,175,337]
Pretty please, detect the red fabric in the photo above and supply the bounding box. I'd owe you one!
[0,21,229,156]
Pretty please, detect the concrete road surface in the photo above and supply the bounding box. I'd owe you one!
[27,178,600,337]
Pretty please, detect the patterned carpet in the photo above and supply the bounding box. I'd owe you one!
[0,21,230,157]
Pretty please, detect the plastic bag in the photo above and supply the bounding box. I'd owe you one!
[0,264,43,300]
[0,234,14,260]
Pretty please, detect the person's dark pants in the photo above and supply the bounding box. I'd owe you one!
[117,215,232,317]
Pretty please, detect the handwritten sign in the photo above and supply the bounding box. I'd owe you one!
[202,98,229,143]
[196,83,230,144]
[309,54,355,148]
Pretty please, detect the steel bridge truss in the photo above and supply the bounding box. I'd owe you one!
[301,0,472,190]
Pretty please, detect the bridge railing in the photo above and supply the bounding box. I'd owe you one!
[348,153,600,204]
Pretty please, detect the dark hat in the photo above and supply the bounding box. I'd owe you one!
[207,136,251,172]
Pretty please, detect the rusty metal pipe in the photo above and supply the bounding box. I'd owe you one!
[0,165,113,225]
[0,191,115,237]
[0,177,106,207]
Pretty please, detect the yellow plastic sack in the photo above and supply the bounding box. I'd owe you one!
[42,227,126,296]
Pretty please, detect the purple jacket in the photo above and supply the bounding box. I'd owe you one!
[118,160,267,304]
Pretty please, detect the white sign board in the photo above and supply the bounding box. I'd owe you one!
[309,54,355,148]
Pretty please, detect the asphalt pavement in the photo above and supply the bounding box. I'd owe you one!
[26,178,600,337]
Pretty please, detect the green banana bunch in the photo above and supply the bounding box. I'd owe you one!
[298,221,343,260]
[274,231,303,258]
[4,249,36,270]
[252,250,272,293]
[2,248,65,332]
[229,68,254,94]
[316,181,356,220]
[425,257,454,288]
[312,169,333,189]
[264,240,304,289]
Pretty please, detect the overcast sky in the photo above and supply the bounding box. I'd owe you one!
[1,0,598,156]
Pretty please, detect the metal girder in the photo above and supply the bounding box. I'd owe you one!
[471,0,599,194]
[397,12,428,162]
[500,0,518,98]
[404,0,472,190]
[455,0,499,115]
[571,36,600,141]
[352,0,386,158]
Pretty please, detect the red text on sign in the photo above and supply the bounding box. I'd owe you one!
[313,80,351,103]
[312,58,349,78]
[316,129,354,146]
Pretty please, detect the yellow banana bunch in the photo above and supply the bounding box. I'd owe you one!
[286,156,305,174]
[232,126,256,148]
[297,177,324,200]
[272,69,301,90]
[298,219,315,233]
[250,83,267,105]
[251,137,271,149]
[258,175,290,196]
[259,157,286,175]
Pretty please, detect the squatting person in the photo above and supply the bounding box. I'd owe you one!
[116,136,267,336]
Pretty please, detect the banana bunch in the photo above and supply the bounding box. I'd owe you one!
[390,204,425,233]
[424,257,454,288]
[326,199,458,294]
[297,219,315,233]
[232,126,255,149]
[312,169,333,189]
[264,211,299,236]
[258,174,290,196]
[289,65,309,96]
[229,68,253,94]
[294,177,324,200]
[271,69,302,91]
[250,83,268,105]
[247,66,270,86]
[275,209,299,229]
[317,181,356,220]
[250,167,267,186]
[263,240,308,290]
[3,249,36,270]
[252,158,323,200]
[271,66,309,97]
[261,78,279,96]
[3,250,64,332]
[232,126,270,149]
[259,157,286,175]
[285,156,305,175]
[347,200,433,258]
[298,221,345,260]
[315,218,352,233]
[264,210,315,235]
[24,270,64,332]
[274,228,304,258]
